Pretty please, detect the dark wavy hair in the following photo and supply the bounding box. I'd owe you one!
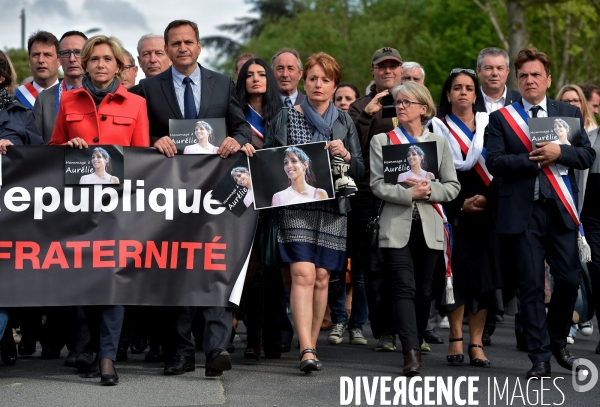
[284,146,316,185]
[235,58,282,127]
[91,147,112,173]
[438,71,480,117]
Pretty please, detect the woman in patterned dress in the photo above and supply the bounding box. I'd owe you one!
[264,52,364,372]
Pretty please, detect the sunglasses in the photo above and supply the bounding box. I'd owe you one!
[450,68,476,75]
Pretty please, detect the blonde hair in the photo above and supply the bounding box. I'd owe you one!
[0,50,18,94]
[556,84,598,132]
[81,35,126,81]
[391,82,437,123]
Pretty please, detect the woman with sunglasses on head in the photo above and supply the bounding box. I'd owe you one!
[433,68,504,369]
[370,82,459,376]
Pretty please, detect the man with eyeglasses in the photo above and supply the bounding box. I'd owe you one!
[16,31,61,111]
[347,47,403,353]
[120,49,138,89]
[33,31,88,143]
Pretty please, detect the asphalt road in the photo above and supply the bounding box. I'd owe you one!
[1,315,599,407]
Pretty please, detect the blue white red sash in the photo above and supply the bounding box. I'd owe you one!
[443,113,493,186]
[246,105,264,141]
[15,82,39,109]
[388,127,455,303]
[498,102,581,228]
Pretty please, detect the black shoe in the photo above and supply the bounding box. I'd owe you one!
[116,347,128,362]
[468,344,491,368]
[482,330,492,346]
[17,338,36,356]
[205,349,232,377]
[145,345,164,363]
[100,359,119,386]
[41,346,61,360]
[130,339,147,354]
[527,361,551,379]
[553,347,580,372]
[226,342,235,353]
[85,357,100,378]
[164,355,195,375]
[74,352,94,372]
[280,341,291,353]
[1,336,18,366]
[424,330,444,344]
[446,337,464,366]
[64,349,76,367]
[299,349,319,374]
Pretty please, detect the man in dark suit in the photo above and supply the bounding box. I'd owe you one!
[137,19,251,377]
[475,47,521,114]
[486,47,595,378]
[34,31,87,143]
[271,48,306,107]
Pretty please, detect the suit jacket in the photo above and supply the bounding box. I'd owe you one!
[474,87,521,113]
[33,83,59,144]
[369,129,460,250]
[137,65,251,146]
[294,91,305,106]
[486,98,595,234]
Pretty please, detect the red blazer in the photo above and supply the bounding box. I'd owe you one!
[50,84,150,147]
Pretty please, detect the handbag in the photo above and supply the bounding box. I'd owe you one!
[362,201,384,251]
[255,209,281,269]
[574,261,595,323]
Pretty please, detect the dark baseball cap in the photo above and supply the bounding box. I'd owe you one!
[371,47,402,66]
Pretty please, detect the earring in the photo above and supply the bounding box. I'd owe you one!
[448,99,451,103]
[288,178,291,186]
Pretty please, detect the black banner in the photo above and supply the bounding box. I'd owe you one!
[0,146,258,307]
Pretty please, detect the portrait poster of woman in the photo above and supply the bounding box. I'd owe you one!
[248,142,335,209]
[64,145,124,185]
[381,141,439,185]
[212,154,254,218]
[168,118,226,154]
[529,117,582,146]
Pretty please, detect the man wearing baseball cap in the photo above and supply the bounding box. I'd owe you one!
[347,47,403,353]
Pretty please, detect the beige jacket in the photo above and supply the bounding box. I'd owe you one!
[370,128,460,250]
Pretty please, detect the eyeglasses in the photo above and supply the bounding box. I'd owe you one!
[561,98,581,105]
[59,49,82,59]
[450,68,475,75]
[395,99,423,108]
[123,65,136,72]
[373,63,402,71]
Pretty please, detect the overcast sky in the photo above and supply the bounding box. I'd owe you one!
[0,0,254,79]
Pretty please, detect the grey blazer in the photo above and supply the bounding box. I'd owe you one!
[33,83,59,144]
[370,128,460,250]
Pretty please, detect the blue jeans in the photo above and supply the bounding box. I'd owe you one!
[0,308,9,339]
[328,267,368,331]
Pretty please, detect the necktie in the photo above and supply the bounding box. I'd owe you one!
[284,97,293,108]
[530,105,552,198]
[183,76,196,119]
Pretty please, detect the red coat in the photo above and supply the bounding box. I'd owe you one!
[49,84,150,147]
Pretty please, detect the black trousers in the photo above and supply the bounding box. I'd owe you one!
[508,199,580,363]
[349,191,395,339]
[382,220,440,352]
[169,306,231,358]
[580,217,600,323]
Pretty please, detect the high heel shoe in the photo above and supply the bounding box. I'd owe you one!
[468,344,491,368]
[85,356,100,378]
[446,337,464,366]
[100,358,119,385]
[299,349,319,374]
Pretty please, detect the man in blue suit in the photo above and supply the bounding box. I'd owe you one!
[486,47,595,379]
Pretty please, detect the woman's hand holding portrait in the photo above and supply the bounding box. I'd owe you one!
[240,143,256,157]
[325,140,351,163]
[0,139,13,154]
[67,137,89,149]
[408,178,431,200]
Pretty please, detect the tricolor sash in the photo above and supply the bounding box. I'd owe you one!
[443,113,493,186]
[246,105,264,141]
[498,102,590,261]
[388,126,455,303]
[15,82,39,109]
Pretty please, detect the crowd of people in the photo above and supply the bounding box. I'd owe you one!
[0,17,599,386]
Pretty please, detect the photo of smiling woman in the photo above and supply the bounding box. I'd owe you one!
[230,166,254,207]
[397,145,435,183]
[79,147,119,184]
[183,120,218,154]
[271,146,329,206]
[553,118,572,145]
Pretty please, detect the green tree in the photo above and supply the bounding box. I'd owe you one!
[5,48,31,85]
